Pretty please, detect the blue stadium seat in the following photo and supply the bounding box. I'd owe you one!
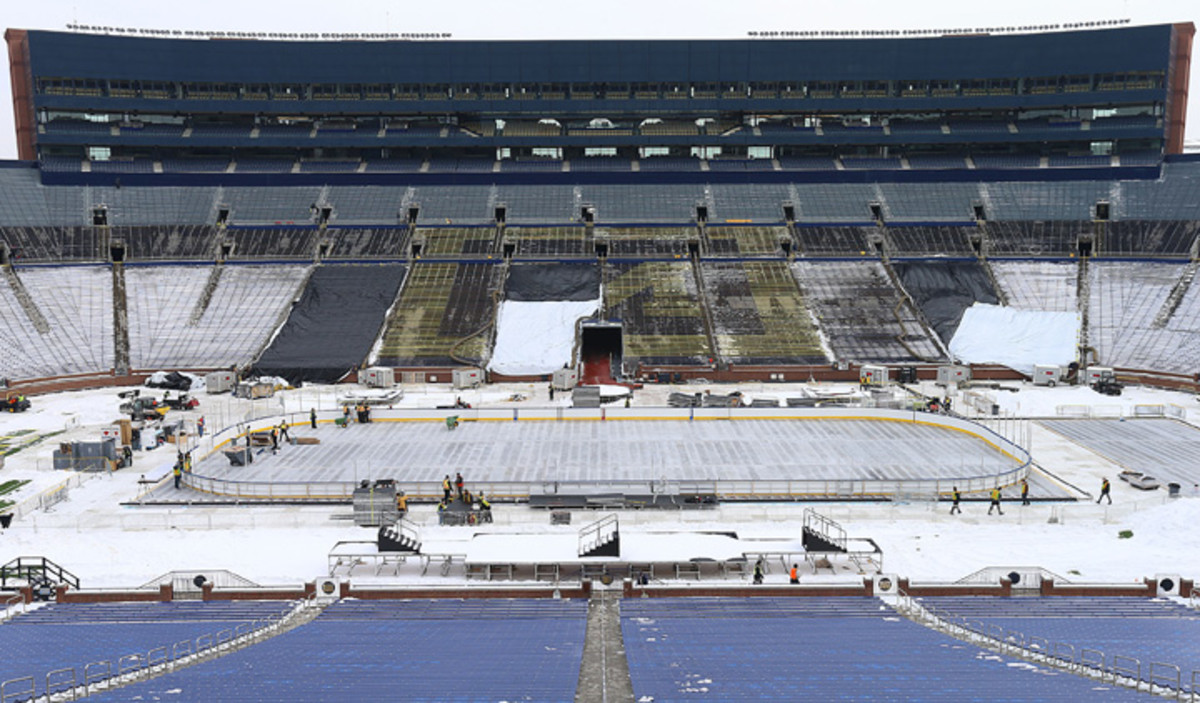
[906,154,968,169]
[777,156,838,171]
[298,160,361,173]
[568,157,631,172]
[235,158,296,173]
[622,597,1154,701]
[638,156,701,171]
[90,159,155,174]
[364,159,425,173]
[39,156,84,172]
[920,596,1200,683]
[501,159,564,173]
[972,154,1042,169]
[1047,154,1113,168]
[948,120,1011,134]
[161,157,230,173]
[841,156,902,170]
[82,599,587,703]
[0,601,293,699]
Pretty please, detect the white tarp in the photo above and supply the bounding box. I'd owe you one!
[949,303,1079,376]
[487,299,600,375]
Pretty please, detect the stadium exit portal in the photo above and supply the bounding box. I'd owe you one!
[580,324,623,385]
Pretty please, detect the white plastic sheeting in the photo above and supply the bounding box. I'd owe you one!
[127,264,310,370]
[487,299,599,375]
[0,266,114,379]
[949,303,1079,375]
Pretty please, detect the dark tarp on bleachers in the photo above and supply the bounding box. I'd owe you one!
[892,261,998,342]
[504,263,601,301]
[251,264,406,383]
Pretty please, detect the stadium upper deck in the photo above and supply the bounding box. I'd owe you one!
[5,24,1193,173]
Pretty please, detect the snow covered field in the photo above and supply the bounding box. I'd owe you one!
[1,379,1198,589]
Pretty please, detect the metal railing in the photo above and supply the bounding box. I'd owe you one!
[802,508,847,551]
[579,514,619,556]
[0,592,25,625]
[0,602,306,701]
[908,599,1200,700]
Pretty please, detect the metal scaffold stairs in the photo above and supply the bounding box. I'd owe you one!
[0,556,81,592]
[578,514,620,558]
[801,509,848,553]
[378,517,422,553]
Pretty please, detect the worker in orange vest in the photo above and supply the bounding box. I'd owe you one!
[789,564,800,584]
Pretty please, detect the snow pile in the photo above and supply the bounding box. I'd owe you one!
[949,303,1079,375]
[488,299,599,375]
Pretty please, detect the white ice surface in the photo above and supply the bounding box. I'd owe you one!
[487,299,599,375]
[1,380,1199,589]
[949,303,1079,375]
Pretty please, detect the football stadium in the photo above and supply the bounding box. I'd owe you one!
[1,15,1200,701]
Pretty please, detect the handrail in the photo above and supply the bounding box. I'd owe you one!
[802,509,847,551]
[4,607,292,701]
[1052,641,1077,668]
[117,653,144,678]
[578,514,618,556]
[0,555,81,590]
[147,646,169,668]
[1079,648,1107,676]
[45,667,76,699]
[917,601,1195,699]
[387,517,422,549]
[83,661,111,690]
[196,633,214,653]
[1111,655,1141,685]
[0,676,34,703]
[1148,662,1180,695]
[0,592,24,624]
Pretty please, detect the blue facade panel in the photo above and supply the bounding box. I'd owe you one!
[26,26,1173,85]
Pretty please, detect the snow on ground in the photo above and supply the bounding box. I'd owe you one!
[1,379,1199,589]
[949,303,1079,376]
[487,299,600,375]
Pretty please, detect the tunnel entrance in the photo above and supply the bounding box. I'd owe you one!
[579,325,624,385]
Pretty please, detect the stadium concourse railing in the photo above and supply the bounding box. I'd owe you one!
[178,407,1032,503]
[898,597,1200,701]
[0,603,306,703]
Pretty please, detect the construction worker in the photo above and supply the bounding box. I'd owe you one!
[988,486,1004,515]
[396,491,408,514]
[789,564,800,584]
[479,492,491,512]
[949,486,961,515]
[1020,479,1030,506]
[752,558,764,585]
[1098,477,1112,504]
[172,461,183,489]
[442,475,452,502]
